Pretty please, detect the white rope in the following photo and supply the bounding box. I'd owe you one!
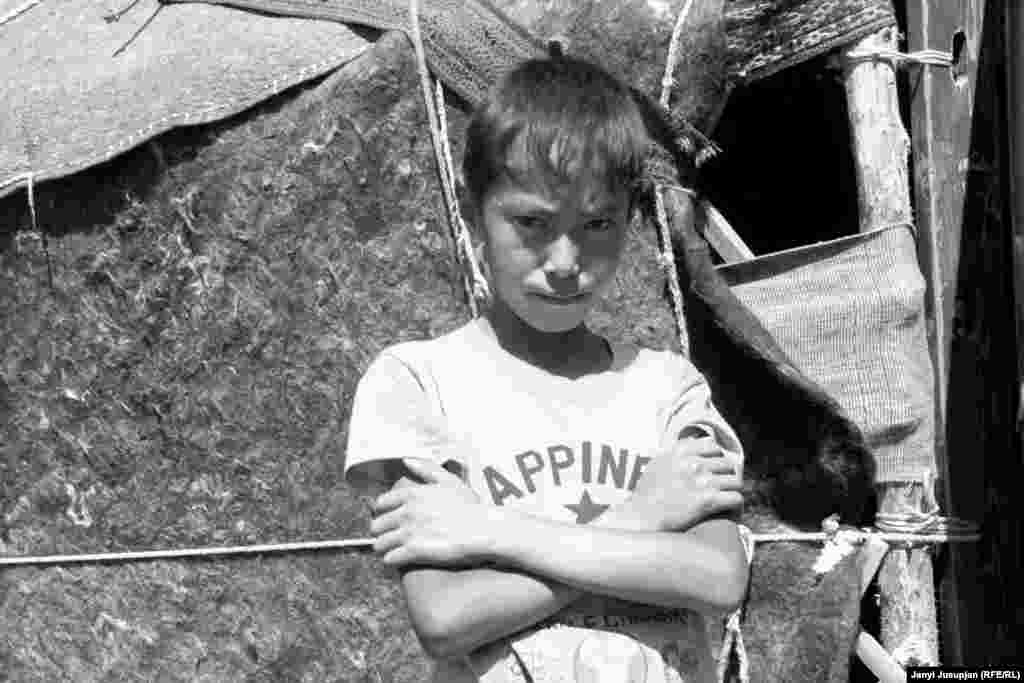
[408,0,485,316]
[0,538,374,568]
[26,171,37,233]
[655,0,698,354]
[844,48,954,68]
[659,0,696,108]
[432,79,491,305]
[0,0,42,28]
[0,512,979,569]
[653,187,691,352]
[748,525,980,546]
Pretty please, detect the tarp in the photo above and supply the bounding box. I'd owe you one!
[0,0,369,200]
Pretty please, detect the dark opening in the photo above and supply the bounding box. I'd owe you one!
[700,55,861,258]
[951,29,968,84]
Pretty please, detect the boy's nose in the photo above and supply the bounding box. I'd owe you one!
[544,234,581,278]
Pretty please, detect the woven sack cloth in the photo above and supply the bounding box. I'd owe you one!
[716,224,935,483]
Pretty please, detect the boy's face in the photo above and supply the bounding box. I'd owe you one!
[475,171,631,333]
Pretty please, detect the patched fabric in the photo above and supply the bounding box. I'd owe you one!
[724,0,897,82]
[345,319,743,682]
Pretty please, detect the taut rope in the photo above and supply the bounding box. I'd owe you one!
[409,0,489,315]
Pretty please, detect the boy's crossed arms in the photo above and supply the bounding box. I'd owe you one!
[369,435,746,660]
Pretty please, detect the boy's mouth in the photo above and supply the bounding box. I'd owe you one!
[533,291,590,305]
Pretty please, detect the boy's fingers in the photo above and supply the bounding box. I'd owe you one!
[382,547,410,566]
[705,459,738,475]
[712,473,744,491]
[373,487,410,514]
[712,490,745,511]
[402,457,460,484]
[369,509,401,536]
[372,529,403,556]
[677,425,712,441]
[673,437,721,459]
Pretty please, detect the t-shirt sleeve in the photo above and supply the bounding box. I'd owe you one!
[344,349,462,495]
[660,354,744,479]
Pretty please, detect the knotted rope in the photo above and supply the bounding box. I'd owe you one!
[409,0,489,315]
[712,510,979,683]
[649,0,705,354]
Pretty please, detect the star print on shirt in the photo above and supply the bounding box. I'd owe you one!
[564,490,609,524]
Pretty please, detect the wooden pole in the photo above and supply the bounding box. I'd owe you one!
[840,26,939,667]
[842,27,914,232]
[904,0,987,665]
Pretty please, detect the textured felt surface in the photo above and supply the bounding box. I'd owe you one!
[0,2,873,680]
[0,29,675,681]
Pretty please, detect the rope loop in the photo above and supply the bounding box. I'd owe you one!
[843,47,954,69]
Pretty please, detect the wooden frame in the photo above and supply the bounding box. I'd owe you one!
[704,1,993,669]
[1006,0,1024,454]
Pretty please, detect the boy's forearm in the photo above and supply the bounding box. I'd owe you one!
[485,509,746,615]
[415,506,648,659]
[411,565,582,659]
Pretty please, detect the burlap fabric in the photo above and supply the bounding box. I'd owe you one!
[718,225,935,482]
[0,0,368,200]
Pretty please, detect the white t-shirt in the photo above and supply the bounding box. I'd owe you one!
[345,319,743,683]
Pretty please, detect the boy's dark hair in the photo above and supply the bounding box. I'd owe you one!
[462,56,650,207]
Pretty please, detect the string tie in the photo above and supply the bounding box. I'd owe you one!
[843,48,954,69]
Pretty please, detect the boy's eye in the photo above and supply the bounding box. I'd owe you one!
[585,218,613,232]
[513,215,546,231]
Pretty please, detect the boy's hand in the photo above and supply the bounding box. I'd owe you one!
[615,437,743,532]
[370,458,495,567]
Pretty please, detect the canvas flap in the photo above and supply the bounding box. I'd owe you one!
[0,0,369,200]
[717,225,936,482]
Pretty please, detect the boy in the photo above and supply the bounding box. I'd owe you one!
[345,56,747,682]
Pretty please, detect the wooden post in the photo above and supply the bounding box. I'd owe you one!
[841,26,939,666]
[842,27,914,232]
[905,0,987,666]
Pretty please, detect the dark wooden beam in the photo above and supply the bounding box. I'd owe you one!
[904,0,988,667]
[1006,0,1024,449]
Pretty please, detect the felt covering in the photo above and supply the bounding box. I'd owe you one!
[0,1,882,680]
[0,32,676,681]
[0,0,368,200]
